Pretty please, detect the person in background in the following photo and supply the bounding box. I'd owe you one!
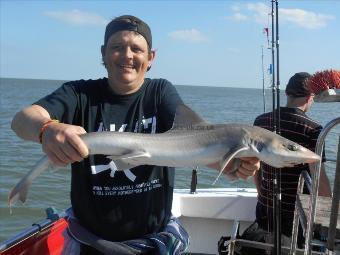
[11,15,260,255]
[240,72,332,255]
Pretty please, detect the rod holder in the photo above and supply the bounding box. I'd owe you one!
[190,167,198,194]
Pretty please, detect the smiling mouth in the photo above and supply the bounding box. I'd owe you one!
[119,64,134,70]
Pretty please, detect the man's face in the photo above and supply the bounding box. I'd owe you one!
[102,30,154,94]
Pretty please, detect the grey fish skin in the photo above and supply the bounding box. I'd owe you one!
[80,124,320,183]
[81,124,320,169]
[8,105,321,207]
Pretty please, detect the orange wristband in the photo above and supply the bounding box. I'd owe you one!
[39,119,59,144]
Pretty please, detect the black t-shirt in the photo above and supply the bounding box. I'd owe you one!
[35,77,182,241]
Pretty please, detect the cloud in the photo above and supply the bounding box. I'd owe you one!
[231,4,241,12]
[168,29,208,43]
[245,2,269,24]
[227,2,267,23]
[229,2,334,29]
[280,8,334,29]
[229,13,248,21]
[45,9,107,26]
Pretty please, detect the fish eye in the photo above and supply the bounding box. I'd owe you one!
[287,144,298,151]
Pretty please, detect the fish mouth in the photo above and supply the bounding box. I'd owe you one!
[278,153,321,168]
[303,156,321,164]
[291,154,321,165]
[293,147,321,164]
[303,150,321,163]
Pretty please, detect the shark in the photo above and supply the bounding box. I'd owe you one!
[8,104,320,207]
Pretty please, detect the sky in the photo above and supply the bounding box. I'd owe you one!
[1,0,339,89]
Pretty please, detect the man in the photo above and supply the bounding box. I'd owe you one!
[11,15,259,254]
[241,72,331,254]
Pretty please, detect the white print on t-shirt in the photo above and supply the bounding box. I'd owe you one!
[92,179,162,196]
[134,116,156,133]
[91,116,157,182]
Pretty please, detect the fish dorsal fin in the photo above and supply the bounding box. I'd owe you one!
[171,104,209,130]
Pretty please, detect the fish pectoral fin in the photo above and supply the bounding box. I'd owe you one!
[212,146,249,185]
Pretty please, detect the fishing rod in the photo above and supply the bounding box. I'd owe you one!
[270,0,276,134]
[271,0,282,254]
[261,45,266,113]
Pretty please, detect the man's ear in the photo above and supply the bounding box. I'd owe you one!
[101,45,105,58]
[101,45,106,66]
[147,50,156,71]
[307,95,313,101]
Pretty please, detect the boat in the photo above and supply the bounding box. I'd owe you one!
[1,1,339,254]
[1,176,338,254]
[0,188,257,255]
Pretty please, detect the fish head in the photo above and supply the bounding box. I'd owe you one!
[256,133,321,168]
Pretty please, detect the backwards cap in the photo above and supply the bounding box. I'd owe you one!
[285,72,312,97]
[104,15,152,49]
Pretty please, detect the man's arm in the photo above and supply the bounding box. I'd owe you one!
[253,168,262,192]
[11,105,88,166]
[313,163,332,197]
[11,104,51,142]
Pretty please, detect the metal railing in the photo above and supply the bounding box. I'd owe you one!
[290,117,340,255]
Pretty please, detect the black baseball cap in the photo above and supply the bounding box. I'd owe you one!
[104,15,152,49]
[285,72,312,97]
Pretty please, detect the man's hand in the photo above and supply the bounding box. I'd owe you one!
[234,157,260,180]
[41,122,88,166]
[208,157,260,181]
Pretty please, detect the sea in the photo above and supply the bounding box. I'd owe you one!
[0,77,339,242]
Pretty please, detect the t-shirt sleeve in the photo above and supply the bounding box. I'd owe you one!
[158,80,183,131]
[33,82,79,124]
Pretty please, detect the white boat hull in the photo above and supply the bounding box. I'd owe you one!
[173,188,257,254]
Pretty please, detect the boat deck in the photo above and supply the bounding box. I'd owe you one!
[298,194,340,238]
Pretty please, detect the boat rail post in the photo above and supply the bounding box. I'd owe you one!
[290,171,310,255]
[326,135,340,252]
[304,117,340,255]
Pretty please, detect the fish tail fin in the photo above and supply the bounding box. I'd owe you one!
[8,193,17,215]
[8,183,29,211]
[18,185,29,203]
[8,155,52,213]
